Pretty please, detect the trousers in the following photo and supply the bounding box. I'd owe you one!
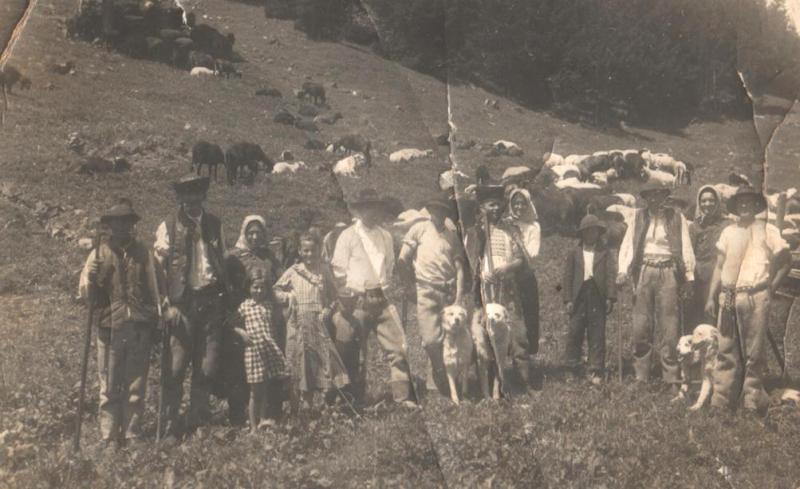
[97,322,152,441]
[632,263,681,383]
[415,283,454,395]
[564,281,606,374]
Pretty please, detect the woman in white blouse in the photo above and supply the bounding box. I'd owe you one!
[506,188,542,378]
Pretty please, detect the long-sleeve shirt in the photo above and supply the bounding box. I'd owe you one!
[153,210,225,290]
[618,209,695,282]
[331,220,394,293]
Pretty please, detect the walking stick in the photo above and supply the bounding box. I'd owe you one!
[481,211,507,396]
[156,315,169,442]
[617,304,623,383]
[73,233,101,452]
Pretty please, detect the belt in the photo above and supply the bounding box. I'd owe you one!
[416,278,456,292]
[720,282,769,310]
[642,257,674,268]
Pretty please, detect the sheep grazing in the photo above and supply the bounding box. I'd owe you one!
[389,148,434,163]
[542,152,565,168]
[299,81,326,105]
[0,66,32,94]
[641,166,676,187]
[214,60,241,78]
[190,66,217,77]
[555,177,601,190]
[225,142,273,184]
[333,153,370,178]
[191,140,224,181]
[564,154,591,167]
[550,163,583,182]
[641,150,688,184]
[590,168,618,186]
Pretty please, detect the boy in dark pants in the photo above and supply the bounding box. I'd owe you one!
[563,215,617,384]
[325,288,365,403]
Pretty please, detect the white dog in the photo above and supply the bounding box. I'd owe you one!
[471,303,511,400]
[674,324,720,411]
[441,304,473,404]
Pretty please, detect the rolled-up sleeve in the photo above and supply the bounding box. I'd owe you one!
[153,221,170,265]
[680,215,695,282]
[77,252,93,300]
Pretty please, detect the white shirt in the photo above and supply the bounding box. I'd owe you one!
[618,209,695,281]
[401,220,462,285]
[716,220,788,289]
[331,220,394,293]
[153,211,222,290]
[582,247,595,281]
[515,221,541,262]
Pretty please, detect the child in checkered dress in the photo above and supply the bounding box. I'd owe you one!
[232,267,288,431]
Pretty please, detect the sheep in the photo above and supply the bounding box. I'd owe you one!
[556,177,602,190]
[564,154,591,167]
[300,81,326,105]
[225,142,273,184]
[491,140,523,156]
[314,112,343,125]
[214,59,241,78]
[333,153,369,178]
[766,188,799,212]
[590,168,618,186]
[641,166,676,187]
[333,134,371,154]
[612,193,637,207]
[272,161,307,174]
[0,66,31,94]
[273,109,297,125]
[543,152,565,168]
[389,148,434,163]
[78,156,130,174]
[191,140,224,180]
[550,163,583,182]
[190,66,217,77]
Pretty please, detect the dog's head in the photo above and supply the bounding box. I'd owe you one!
[691,324,720,352]
[677,335,693,359]
[442,304,468,333]
[484,303,508,324]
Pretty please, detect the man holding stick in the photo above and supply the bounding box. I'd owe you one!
[78,199,161,448]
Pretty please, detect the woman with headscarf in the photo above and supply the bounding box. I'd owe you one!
[221,215,285,425]
[505,188,542,375]
[687,185,730,328]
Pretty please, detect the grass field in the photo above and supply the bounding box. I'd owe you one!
[1,0,800,487]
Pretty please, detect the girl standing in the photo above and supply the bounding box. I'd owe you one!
[274,233,350,411]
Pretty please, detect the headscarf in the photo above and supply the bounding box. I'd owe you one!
[694,185,722,225]
[508,188,539,223]
[235,215,268,252]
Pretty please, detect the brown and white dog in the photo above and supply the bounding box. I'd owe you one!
[441,304,473,404]
[471,303,511,400]
[674,324,720,411]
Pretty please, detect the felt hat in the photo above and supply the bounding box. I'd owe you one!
[100,199,140,223]
[475,184,506,204]
[639,180,672,197]
[172,175,210,195]
[577,214,606,234]
[727,185,767,215]
[349,188,388,208]
[423,196,456,215]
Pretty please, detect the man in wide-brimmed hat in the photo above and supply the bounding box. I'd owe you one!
[463,183,530,391]
[330,188,418,406]
[154,175,230,438]
[78,198,161,447]
[562,215,617,385]
[617,180,696,388]
[398,195,466,398]
[705,185,791,415]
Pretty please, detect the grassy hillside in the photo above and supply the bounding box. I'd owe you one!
[1,0,799,487]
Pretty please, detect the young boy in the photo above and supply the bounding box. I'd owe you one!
[563,215,617,384]
[325,288,365,403]
[705,186,791,415]
[398,196,466,397]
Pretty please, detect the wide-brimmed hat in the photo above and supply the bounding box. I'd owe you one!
[100,200,140,223]
[578,214,606,234]
[423,196,456,215]
[639,180,672,197]
[172,175,210,196]
[727,185,767,215]
[476,184,506,204]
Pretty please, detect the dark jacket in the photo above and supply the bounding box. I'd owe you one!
[562,243,617,305]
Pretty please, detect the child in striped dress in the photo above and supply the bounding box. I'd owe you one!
[233,267,288,431]
[274,232,350,412]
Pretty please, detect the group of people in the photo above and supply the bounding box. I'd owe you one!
[77,168,796,448]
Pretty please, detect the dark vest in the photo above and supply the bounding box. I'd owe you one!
[166,210,226,302]
[630,208,685,286]
[94,240,158,328]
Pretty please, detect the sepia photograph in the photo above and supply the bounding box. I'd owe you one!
[0,0,799,487]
